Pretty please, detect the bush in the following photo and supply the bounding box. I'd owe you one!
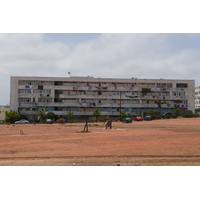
[171,114,178,119]
[150,114,161,120]
[162,115,170,119]
[98,115,107,122]
[195,108,200,113]
[182,113,199,118]
[154,115,162,120]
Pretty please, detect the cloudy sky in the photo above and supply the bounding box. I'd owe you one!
[1,33,200,104]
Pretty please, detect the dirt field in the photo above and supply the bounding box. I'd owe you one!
[1,118,200,166]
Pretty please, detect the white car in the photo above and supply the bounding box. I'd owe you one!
[46,119,53,124]
[15,119,29,124]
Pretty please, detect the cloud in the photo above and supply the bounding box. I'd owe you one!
[0,33,200,104]
[63,33,200,85]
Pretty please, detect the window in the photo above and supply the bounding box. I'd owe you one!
[18,89,31,94]
[38,85,43,90]
[19,98,31,103]
[172,92,185,96]
[33,89,51,94]
[176,83,188,88]
[38,98,52,103]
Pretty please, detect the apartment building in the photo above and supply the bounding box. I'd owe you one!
[195,84,200,109]
[10,76,195,121]
[0,106,10,121]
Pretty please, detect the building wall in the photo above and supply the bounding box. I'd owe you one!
[10,76,195,121]
[0,107,10,121]
[195,85,200,108]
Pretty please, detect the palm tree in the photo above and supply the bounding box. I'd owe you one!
[147,109,154,116]
[173,108,180,118]
[120,112,127,120]
[37,108,46,123]
[93,109,101,122]
[5,111,20,123]
[67,112,74,122]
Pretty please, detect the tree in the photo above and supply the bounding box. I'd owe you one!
[93,109,101,122]
[46,112,55,121]
[37,109,46,123]
[173,108,181,118]
[120,112,127,120]
[147,109,154,116]
[5,111,20,123]
[19,113,28,120]
[67,112,74,122]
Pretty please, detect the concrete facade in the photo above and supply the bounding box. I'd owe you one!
[195,84,200,109]
[10,76,195,121]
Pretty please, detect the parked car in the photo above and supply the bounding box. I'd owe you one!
[122,117,132,123]
[162,112,172,116]
[46,119,53,124]
[15,119,29,124]
[134,116,143,121]
[144,116,152,121]
[56,118,65,123]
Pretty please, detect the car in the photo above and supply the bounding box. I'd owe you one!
[15,119,29,124]
[144,116,152,121]
[46,119,53,124]
[56,118,65,123]
[122,118,132,123]
[162,112,172,116]
[134,116,143,121]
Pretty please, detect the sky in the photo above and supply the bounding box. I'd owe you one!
[1,33,200,105]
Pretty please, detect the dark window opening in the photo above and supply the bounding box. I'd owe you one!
[176,83,187,88]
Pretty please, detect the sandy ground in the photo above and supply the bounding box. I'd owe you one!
[1,118,200,166]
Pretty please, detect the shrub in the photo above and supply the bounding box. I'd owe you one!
[182,113,198,118]
[154,115,162,120]
[171,114,178,119]
[149,114,161,120]
[162,115,170,119]
[98,115,107,122]
[193,113,199,118]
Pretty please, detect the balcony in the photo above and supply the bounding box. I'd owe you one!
[53,111,120,116]
[20,111,37,115]
[54,86,74,90]
[19,102,36,107]
[60,94,141,100]
[18,93,32,97]
[54,102,80,107]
